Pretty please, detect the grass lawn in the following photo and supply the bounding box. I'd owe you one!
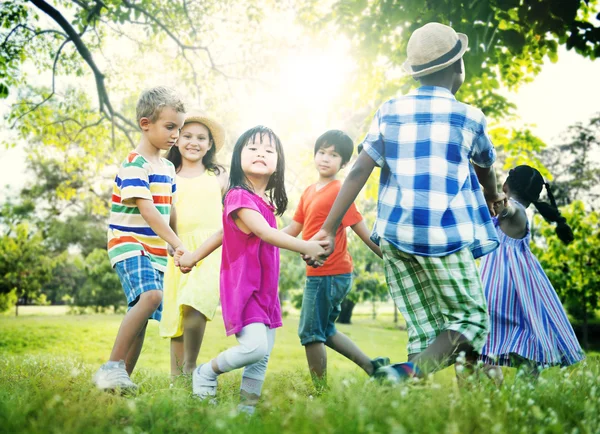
[1,310,599,433]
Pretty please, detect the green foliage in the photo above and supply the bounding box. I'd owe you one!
[540,112,600,207]
[74,248,123,312]
[0,289,18,313]
[301,0,600,119]
[0,223,53,300]
[0,315,599,433]
[531,201,600,347]
[42,252,86,305]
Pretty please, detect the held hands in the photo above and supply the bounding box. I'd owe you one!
[302,229,335,268]
[484,190,506,217]
[173,245,194,274]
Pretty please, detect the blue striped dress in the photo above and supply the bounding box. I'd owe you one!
[479,210,585,367]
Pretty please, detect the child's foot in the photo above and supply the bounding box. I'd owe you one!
[373,362,420,384]
[92,361,137,391]
[192,363,218,401]
[370,356,391,375]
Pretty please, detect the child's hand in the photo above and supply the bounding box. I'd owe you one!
[484,190,506,217]
[493,197,508,217]
[176,248,197,269]
[303,240,327,261]
[167,244,176,257]
[173,246,188,266]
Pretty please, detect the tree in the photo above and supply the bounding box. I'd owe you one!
[540,113,600,207]
[42,252,86,305]
[1,0,272,145]
[74,248,123,313]
[531,200,600,350]
[300,0,600,119]
[0,222,53,315]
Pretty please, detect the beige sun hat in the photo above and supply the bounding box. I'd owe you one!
[403,22,469,78]
[183,110,225,152]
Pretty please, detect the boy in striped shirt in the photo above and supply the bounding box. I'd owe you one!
[93,87,189,391]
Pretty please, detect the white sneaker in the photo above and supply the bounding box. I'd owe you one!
[192,364,217,401]
[93,361,137,391]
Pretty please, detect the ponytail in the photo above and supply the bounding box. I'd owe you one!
[532,182,574,245]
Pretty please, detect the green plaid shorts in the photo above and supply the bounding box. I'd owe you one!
[381,240,489,356]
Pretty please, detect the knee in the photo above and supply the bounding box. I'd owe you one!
[241,338,269,365]
[141,290,163,309]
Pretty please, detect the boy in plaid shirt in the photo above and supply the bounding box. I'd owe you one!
[310,22,503,381]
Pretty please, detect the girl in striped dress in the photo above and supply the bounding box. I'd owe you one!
[478,165,584,383]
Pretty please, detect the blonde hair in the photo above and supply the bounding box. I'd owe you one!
[135,86,185,126]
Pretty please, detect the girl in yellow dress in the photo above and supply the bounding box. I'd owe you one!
[162,111,228,378]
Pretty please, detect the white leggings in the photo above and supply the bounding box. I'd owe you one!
[216,323,276,396]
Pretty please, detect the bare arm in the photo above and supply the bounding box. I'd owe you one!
[217,168,229,196]
[351,220,383,258]
[136,198,184,249]
[472,164,503,216]
[496,199,528,239]
[176,229,223,268]
[236,208,325,257]
[282,220,303,237]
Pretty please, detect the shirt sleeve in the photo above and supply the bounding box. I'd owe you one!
[224,188,262,221]
[292,189,307,224]
[471,115,496,168]
[360,108,385,167]
[341,202,363,228]
[119,162,152,206]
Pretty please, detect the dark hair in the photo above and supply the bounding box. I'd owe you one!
[165,122,222,175]
[313,130,354,166]
[506,165,574,244]
[227,125,287,216]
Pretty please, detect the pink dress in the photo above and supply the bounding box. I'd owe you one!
[220,188,283,336]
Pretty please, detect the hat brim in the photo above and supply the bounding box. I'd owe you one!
[183,116,225,152]
[403,33,468,79]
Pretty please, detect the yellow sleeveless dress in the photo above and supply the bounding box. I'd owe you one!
[159,172,222,338]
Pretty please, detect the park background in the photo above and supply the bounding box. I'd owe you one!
[1,0,600,433]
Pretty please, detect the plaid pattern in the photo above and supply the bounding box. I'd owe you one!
[114,255,164,321]
[361,86,499,258]
[381,240,488,355]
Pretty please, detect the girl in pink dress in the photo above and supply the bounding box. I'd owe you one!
[177,126,327,414]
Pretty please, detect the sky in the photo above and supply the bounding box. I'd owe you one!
[1,36,599,200]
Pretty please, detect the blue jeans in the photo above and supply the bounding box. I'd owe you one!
[298,274,352,345]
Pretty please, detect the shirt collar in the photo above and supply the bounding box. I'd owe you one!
[409,86,456,100]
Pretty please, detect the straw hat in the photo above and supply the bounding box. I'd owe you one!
[183,110,225,152]
[403,23,469,78]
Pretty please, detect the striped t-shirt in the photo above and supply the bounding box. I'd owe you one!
[107,152,177,272]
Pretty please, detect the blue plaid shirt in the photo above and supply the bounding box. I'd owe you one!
[362,86,499,258]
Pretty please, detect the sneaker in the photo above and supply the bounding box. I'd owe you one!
[92,361,137,391]
[373,362,420,384]
[370,356,391,374]
[237,404,256,416]
[192,364,218,401]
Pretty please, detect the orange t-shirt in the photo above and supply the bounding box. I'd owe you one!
[293,180,363,276]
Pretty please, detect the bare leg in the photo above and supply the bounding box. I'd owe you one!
[182,306,207,374]
[305,342,327,382]
[109,290,162,364]
[124,321,147,375]
[170,336,184,378]
[326,331,374,375]
[411,330,474,376]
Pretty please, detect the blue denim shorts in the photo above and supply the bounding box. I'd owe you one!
[114,255,164,321]
[298,273,353,345]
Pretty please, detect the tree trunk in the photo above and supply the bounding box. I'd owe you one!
[15,301,18,317]
[394,307,398,324]
[372,299,376,320]
[338,299,356,324]
[582,293,589,351]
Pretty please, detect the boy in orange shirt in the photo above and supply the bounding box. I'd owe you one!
[285,130,388,386]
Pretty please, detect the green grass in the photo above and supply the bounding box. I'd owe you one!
[1,312,599,433]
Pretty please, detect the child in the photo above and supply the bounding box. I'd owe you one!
[176,126,327,414]
[478,165,584,382]
[93,86,189,391]
[284,130,388,386]
[308,22,504,381]
[160,111,228,379]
